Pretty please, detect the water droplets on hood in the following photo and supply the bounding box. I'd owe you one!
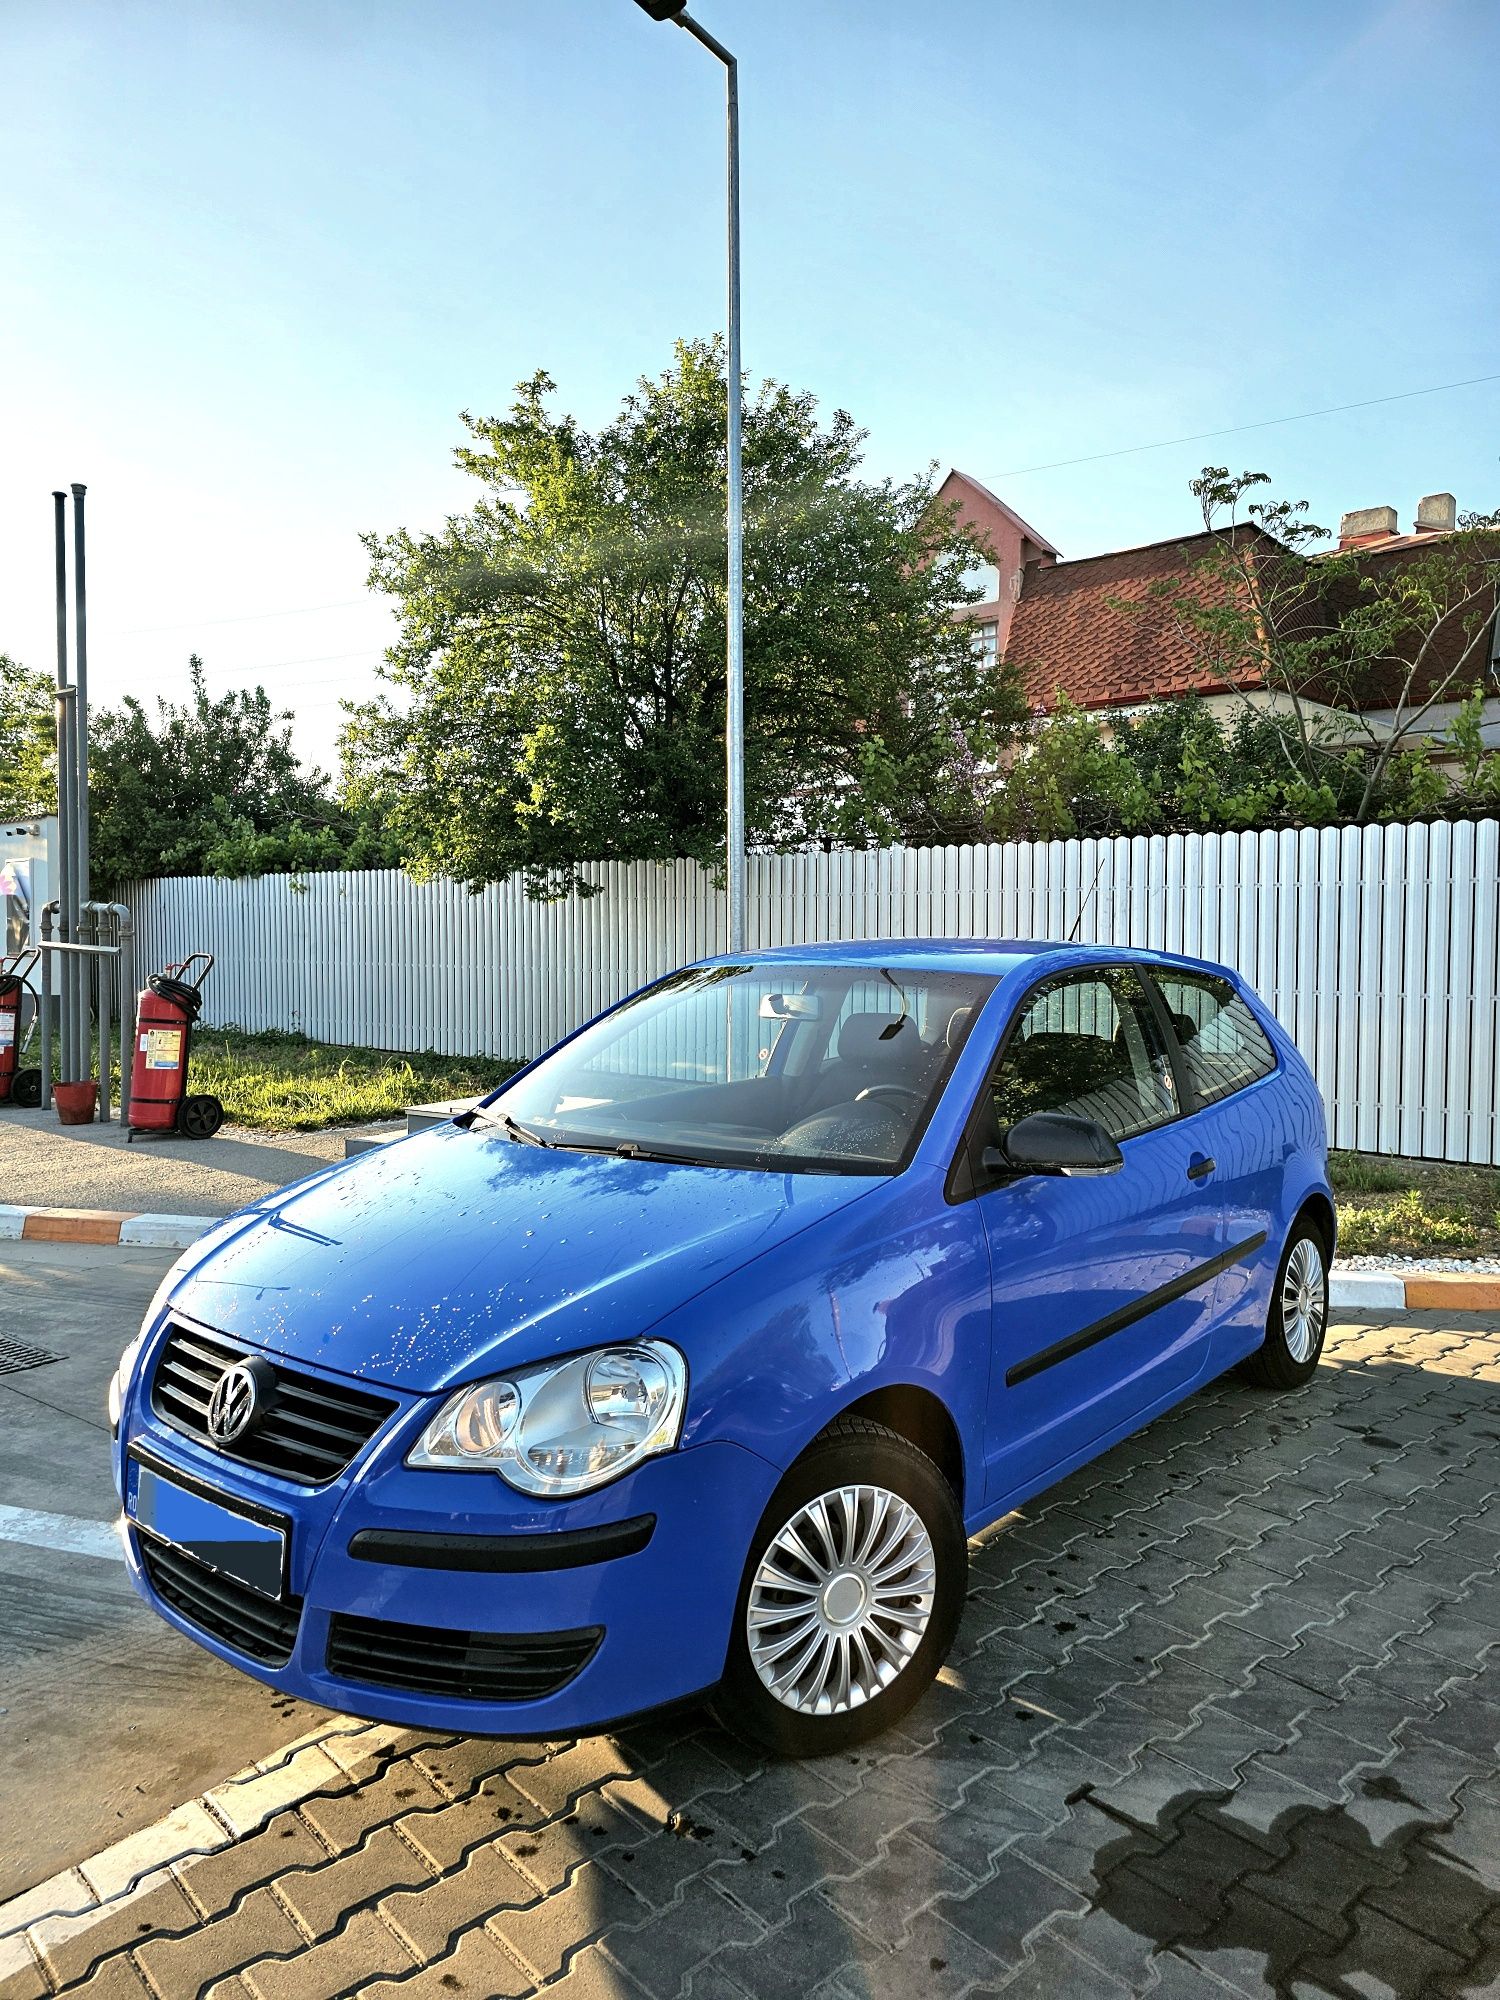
[180,1131,881,1390]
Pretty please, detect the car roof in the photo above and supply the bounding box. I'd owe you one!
[699,938,1237,981]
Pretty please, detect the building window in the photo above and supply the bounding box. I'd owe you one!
[971,621,998,666]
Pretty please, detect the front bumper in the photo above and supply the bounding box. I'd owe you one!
[116,1387,780,1735]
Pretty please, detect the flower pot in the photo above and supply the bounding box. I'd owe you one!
[54,1079,99,1126]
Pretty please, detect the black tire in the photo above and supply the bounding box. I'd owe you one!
[712,1416,967,1758]
[10,1069,42,1108]
[1239,1214,1330,1390]
[176,1094,225,1140]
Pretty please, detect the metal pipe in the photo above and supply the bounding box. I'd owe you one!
[55,691,77,1079]
[36,920,131,1121]
[674,12,746,953]
[722,46,745,954]
[79,901,94,1110]
[109,902,134,1127]
[38,903,54,1111]
[64,696,83,1082]
[90,905,110,1122]
[71,485,91,922]
[52,492,82,1080]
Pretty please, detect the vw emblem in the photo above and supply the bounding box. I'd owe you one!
[208,1361,261,1445]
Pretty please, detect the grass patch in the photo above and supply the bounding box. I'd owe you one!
[1336,1189,1488,1258]
[1327,1150,1414,1195]
[181,1028,519,1133]
[1329,1150,1500,1260]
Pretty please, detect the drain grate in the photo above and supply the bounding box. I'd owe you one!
[0,1337,62,1377]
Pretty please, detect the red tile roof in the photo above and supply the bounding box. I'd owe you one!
[1003,528,1274,711]
[1315,534,1500,709]
[1003,522,1499,714]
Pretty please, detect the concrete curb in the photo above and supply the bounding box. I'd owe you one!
[3,1201,1498,1311]
[1330,1268,1500,1313]
[0,1205,208,1250]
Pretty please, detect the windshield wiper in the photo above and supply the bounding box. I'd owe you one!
[609,1139,699,1164]
[467,1108,555,1148]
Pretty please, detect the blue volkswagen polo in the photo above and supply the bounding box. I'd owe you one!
[111,940,1333,1755]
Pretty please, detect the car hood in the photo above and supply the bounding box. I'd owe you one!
[172,1121,877,1391]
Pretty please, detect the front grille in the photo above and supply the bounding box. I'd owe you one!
[151,1322,397,1485]
[327,1613,601,1703]
[139,1533,301,1667]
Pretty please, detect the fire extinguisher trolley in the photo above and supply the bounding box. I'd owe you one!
[129,952,225,1140]
[0,949,43,1107]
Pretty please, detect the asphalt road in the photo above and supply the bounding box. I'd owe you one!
[0,1241,332,1900]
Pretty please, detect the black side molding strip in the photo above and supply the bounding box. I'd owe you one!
[347,1514,656,1573]
[1005,1231,1268,1388]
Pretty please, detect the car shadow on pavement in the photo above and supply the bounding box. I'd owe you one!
[1085,1776,1500,1999]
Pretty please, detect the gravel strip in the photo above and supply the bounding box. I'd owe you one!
[1336,1253,1500,1273]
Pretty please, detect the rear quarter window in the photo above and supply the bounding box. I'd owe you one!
[1154,972,1277,1108]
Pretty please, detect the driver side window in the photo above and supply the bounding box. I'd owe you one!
[991,967,1177,1144]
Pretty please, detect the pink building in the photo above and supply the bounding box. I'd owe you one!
[933,468,1059,662]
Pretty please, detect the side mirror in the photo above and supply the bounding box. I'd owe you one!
[982,1111,1124,1179]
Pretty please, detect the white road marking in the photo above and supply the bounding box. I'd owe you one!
[0,1503,121,1563]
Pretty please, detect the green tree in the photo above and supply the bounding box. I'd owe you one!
[994,469,1500,843]
[1449,684,1500,803]
[343,338,1023,893]
[1118,697,1351,831]
[89,657,380,885]
[1144,468,1500,820]
[986,696,1153,842]
[0,654,56,817]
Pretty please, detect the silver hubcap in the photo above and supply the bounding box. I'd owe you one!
[1282,1236,1326,1361]
[746,1484,936,1715]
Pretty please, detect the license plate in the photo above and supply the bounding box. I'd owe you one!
[130,1462,287,1600]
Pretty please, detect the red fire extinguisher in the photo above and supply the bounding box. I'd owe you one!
[128,953,225,1139]
[0,950,43,1107]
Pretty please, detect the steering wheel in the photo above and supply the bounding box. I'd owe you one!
[854,1084,923,1107]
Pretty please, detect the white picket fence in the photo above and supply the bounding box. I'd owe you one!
[128,817,1500,1164]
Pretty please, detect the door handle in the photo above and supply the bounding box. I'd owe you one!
[1186,1156,1216,1181]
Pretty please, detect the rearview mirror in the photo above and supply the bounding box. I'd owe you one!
[983,1111,1124,1179]
[759,992,822,1020]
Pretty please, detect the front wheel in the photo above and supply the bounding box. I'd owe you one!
[1239,1217,1329,1390]
[713,1417,966,1757]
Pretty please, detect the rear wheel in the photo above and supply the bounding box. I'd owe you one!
[713,1417,966,1757]
[1240,1217,1329,1389]
[176,1094,224,1139]
[10,1068,42,1108]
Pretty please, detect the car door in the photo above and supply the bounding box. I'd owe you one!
[963,964,1229,1505]
[1144,967,1284,1343]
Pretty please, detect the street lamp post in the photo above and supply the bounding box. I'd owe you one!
[632,0,746,953]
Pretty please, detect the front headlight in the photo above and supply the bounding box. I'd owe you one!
[407,1340,687,1497]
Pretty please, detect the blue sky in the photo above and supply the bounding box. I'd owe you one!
[3,0,1496,764]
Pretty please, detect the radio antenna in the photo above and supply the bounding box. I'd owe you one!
[1067,853,1109,942]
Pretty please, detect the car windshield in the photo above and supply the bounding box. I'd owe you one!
[477,961,995,1174]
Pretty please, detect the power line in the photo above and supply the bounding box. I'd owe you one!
[118,597,370,635]
[991,371,1500,479]
[93,369,1500,669]
[145,646,385,680]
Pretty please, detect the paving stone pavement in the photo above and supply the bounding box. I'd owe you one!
[4,1307,1499,2000]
